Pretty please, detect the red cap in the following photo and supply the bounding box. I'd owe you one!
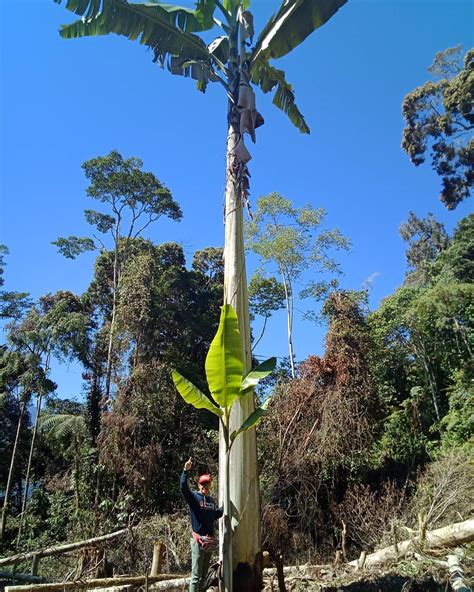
[198,474,212,485]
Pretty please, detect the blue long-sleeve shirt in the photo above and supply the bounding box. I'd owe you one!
[180,470,223,536]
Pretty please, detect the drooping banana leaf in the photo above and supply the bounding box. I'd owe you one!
[251,59,310,133]
[205,304,243,410]
[207,35,229,66]
[167,35,228,91]
[55,0,217,66]
[252,0,348,63]
[172,370,222,417]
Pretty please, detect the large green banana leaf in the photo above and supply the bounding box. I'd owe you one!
[172,370,222,417]
[205,304,243,410]
[55,0,216,65]
[252,0,348,62]
[240,357,276,392]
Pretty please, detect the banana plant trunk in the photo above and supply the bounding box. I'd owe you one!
[219,26,262,591]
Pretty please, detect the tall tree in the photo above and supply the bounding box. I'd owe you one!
[54,2,348,588]
[399,211,449,287]
[91,240,224,515]
[4,291,88,542]
[53,151,182,405]
[370,215,474,429]
[0,245,32,321]
[0,347,53,542]
[402,46,473,210]
[246,192,349,378]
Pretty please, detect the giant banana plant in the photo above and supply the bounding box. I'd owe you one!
[172,304,275,591]
[54,1,348,588]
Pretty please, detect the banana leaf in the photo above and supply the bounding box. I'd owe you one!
[205,304,243,410]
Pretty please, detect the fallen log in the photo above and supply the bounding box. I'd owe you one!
[0,528,135,567]
[0,571,51,583]
[348,519,474,569]
[263,564,328,576]
[4,573,184,591]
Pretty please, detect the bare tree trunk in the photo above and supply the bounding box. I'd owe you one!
[281,276,296,379]
[219,23,261,591]
[0,399,27,542]
[104,221,121,404]
[74,440,81,513]
[17,392,44,543]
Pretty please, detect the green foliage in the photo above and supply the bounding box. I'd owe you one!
[0,391,30,489]
[205,305,244,410]
[250,0,347,133]
[52,236,96,260]
[370,213,473,472]
[82,151,182,221]
[83,240,225,513]
[402,46,474,209]
[0,244,9,287]
[248,273,285,319]
[53,150,182,260]
[0,245,32,319]
[250,60,310,134]
[173,304,275,445]
[192,246,223,282]
[434,213,474,284]
[399,211,449,286]
[40,413,87,450]
[241,358,277,392]
[373,388,431,466]
[7,291,90,370]
[172,370,222,416]
[246,192,349,371]
[56,0,348,128]
[439,365,474,450]
[246,192,349,292]
[252,0,348,62]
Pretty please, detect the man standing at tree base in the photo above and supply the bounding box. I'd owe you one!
[180,457,223,592]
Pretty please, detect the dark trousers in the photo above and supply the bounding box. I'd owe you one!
[189,538,212,592]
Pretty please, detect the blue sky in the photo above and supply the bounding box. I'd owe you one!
[1,0,472,399]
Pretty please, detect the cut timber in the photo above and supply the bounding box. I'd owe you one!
[0,528,134,567]
[356,551,366,570]
[86,588,132,592]
[149,577,190,590]
[150,541,165,576]
[348,519,474,569]
[4,574,183,591]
